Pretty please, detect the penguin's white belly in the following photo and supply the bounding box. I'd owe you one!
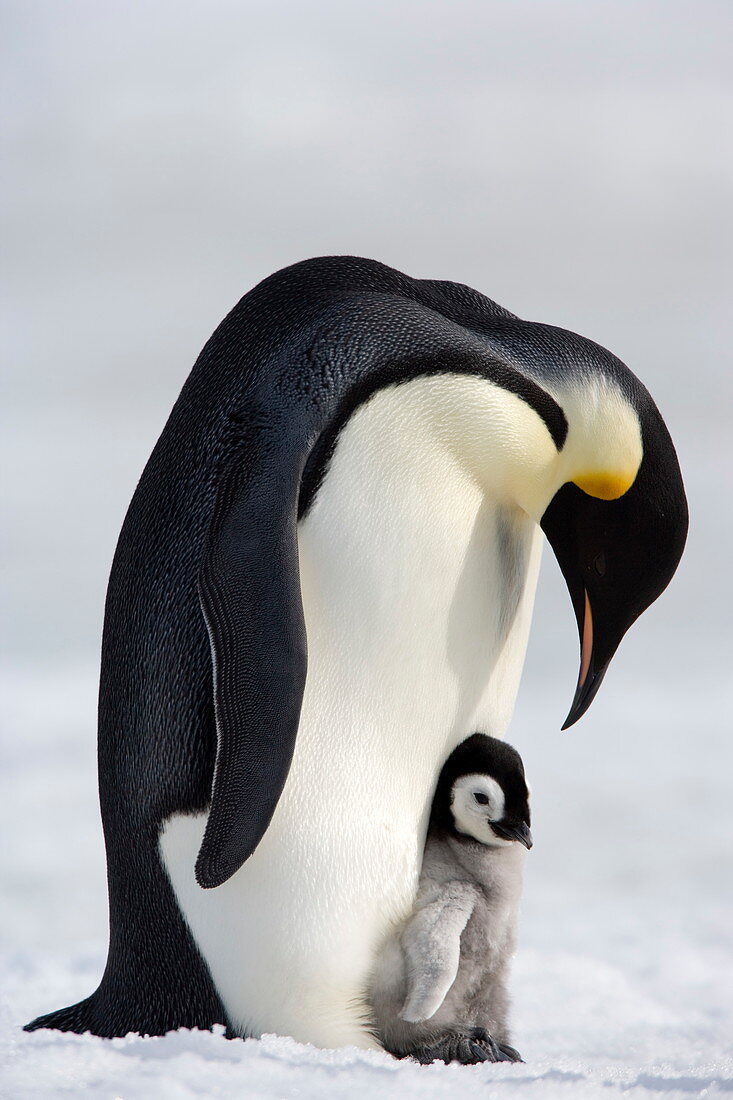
[160,380,543,1049]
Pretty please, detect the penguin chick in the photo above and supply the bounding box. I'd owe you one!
[370,733,532,1066]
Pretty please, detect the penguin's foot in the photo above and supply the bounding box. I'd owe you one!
[464,1027,523,1064]
[408,1026,519,1065]
[493,1038,523,1063]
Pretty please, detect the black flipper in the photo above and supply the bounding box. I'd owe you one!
[195,451,308,889]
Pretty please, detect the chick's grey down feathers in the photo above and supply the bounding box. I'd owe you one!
[370,736,528,1063]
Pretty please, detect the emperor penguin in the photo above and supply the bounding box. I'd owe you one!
[370,733,532,1065]
[26,256,688,1049]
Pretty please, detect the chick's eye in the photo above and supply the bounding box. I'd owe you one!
[593,552,607,577]
[473,792,489,805]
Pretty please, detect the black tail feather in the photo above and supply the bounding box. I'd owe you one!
[25,998,97,1035]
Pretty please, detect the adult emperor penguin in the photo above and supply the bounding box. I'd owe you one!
[26,256,687,1047]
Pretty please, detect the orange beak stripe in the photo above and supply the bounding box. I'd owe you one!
[579,589,593,690]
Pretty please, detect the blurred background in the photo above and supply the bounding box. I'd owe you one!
[2,0,731,1065]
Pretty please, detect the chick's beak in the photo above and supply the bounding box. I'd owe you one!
[492,820,533,849]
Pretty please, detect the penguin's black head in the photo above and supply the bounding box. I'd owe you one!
[541,380,688,729]
[432,734,532,850]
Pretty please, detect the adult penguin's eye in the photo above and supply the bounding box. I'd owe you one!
[593,552,607,577]
[474,792,489,805]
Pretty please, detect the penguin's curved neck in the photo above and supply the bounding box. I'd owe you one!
[352,371,643,521]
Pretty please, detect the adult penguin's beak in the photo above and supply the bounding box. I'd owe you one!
[561,590,611,730]
[539,483,630,731]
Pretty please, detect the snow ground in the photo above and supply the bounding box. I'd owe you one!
[2,664,731,1099]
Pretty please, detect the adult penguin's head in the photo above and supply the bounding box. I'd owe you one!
[540,371,688,729]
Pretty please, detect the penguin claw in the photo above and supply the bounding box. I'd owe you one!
[470,1028,523,1062]
[495,1041,523,1063]
[466,1039,491,1062]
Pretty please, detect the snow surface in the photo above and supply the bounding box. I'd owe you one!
[2,665,731,1099]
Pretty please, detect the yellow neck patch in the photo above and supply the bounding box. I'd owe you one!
[573,470,637,501]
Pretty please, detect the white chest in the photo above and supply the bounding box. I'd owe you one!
[295,387,541,836]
